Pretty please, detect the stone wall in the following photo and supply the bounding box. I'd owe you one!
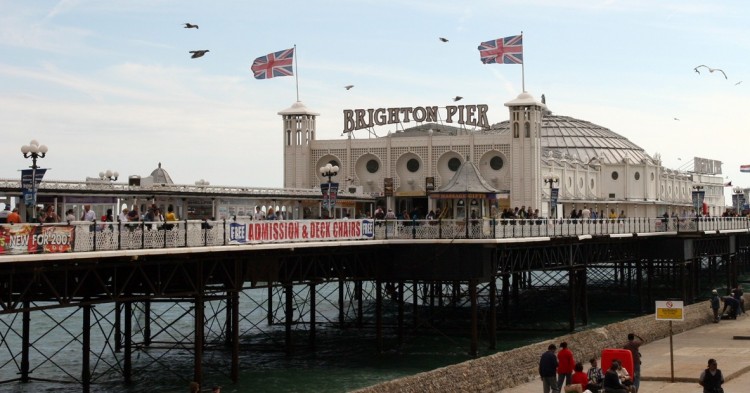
[354,300,716,393]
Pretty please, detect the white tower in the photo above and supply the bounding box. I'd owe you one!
[278,101,320,189]
[505,92,546,211]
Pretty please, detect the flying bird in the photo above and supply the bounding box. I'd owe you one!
[736,81,743,86]
[344,85,354,90]
[439,37,449,42]
[694,65,727,79]
[183,23,199,29]
[673,118,680,121]
[453,96,463,102]
[189,50,209,59]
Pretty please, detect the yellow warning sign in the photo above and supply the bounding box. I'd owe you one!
[655,300,685,321]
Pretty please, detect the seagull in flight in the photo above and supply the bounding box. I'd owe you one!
[736,81,743,86]
[694,65,727,79]
[189,50,209,59]
[439,37,449,42]
[183,23,199,29]
[673,118,680,121]
[453,96,463,102]
[344,85,354,90]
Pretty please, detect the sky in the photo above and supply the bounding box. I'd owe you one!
[1,0,748,203]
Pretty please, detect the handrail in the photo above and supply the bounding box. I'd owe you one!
[1,217,748,256]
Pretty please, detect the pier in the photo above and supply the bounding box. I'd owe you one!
[1,217,749,391]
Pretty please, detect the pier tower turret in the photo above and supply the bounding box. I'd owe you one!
[279,101,320,189]
[505,92,546,212]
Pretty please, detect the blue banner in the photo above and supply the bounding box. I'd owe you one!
[320,182,339,211]
[21,168,46,205]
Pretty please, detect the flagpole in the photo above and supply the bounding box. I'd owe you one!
[294,44,300,101]
[520,31,525,92]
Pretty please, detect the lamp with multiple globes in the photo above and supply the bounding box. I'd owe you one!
[99,169,119,181]
[20,140,48,219]
[319,163,339,216]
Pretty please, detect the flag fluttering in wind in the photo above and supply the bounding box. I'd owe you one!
[478,35,523,64]
[724,181,733,187]
[251,48,294,79]
[741,165,750,173]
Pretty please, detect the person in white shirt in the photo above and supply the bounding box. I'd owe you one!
[81,205,96,221]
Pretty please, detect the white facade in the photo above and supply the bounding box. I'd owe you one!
[281,93,725,218]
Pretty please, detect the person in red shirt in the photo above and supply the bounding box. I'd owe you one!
[7,208,22,224]
[557,341,576,389]
[565,361,588,392]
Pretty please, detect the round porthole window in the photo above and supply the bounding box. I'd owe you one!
[366,159,379,173]
[407,158,420,173]
[448,157,461,171]
[634,172,640,181]
[490,156,504,170]
[611,171,619,180]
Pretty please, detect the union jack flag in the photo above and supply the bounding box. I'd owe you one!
[741,165,750,173]
[251,47,294,79]
[477,35,523,64]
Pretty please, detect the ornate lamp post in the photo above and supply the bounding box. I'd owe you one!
[20,139,48,219]
[543,173,559,218]
[732,186,744,216]
[99,169,119,182]
[319,163,339,218]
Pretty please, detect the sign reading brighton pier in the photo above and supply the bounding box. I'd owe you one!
[343,104,490,133]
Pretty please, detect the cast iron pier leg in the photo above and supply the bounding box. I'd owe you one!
[489,276,497,349]
[309,282,316,350]
[285,283,293,355]
[21,301,30,383]
[231,289,239,383]
[124,302,132,384]
[470,280,478,357]
[194,295,204,386]
[376,280,383,353]
[338,279,345,329]
[82,304,91,393]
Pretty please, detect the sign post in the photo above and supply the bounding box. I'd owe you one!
[655,300,684,382]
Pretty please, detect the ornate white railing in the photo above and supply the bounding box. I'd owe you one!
[0,217,747,256]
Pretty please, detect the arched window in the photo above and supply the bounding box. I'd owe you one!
[524,122,530,138]
[296,130,301,145]
[513,123,519,138]
[286,130,291,146]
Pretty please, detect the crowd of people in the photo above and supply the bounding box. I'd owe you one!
[540,333,643,393]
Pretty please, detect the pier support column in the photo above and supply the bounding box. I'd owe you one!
[568,268,576,332]
[397,281,404,348]
[124,302,132,384]
[194,295,204,386]
[267,285,274,325]
[578,268,588,326]
[144,300,152,347]
[21,301,30,383]
[469,279,478,357]
[338,279,345,329]
[231,289,239,383]
[636,260,644,314]
[82,304,91,393]
[376,280,383,353]
[502,272,510,325]
[412,280,419,329]
[114,301,122,353]
[309,282,316,350]
[489,276,497,349]
[356,280,363,328]
[285,283,294,355]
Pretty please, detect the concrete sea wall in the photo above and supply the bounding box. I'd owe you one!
[354,300,717,393]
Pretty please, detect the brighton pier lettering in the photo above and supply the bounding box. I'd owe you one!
[342,104,489,133]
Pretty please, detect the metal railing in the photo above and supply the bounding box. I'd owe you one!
[0,217,748,256]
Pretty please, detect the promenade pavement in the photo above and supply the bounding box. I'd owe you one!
[501,311,750,392]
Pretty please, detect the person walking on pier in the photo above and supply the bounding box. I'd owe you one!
[699,358,723,393]
[557,341,575,390]
[623,333,643,392]
[711,289,721,323]
[732,285,745,316]
[539,343,559,393]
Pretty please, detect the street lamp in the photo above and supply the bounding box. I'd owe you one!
[195,179,210,187]
[692,185,705,217]
[99,169,119,181]
[319,163,339,218]
[21,139,48,219]
[732,186,744,216]
[543,173,559,218]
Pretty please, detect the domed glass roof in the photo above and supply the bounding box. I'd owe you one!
[149,162,174,184]
[490,114,655,165]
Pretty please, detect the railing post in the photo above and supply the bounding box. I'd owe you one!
[438,218,442,239]
[141,222,145,249]
[184,220,188,247]
[412,217,416,239]
[92,220,97,252]
[223,219,227,245]
[118,221,122,250]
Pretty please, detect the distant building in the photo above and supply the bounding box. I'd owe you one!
[281,92,726,218]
